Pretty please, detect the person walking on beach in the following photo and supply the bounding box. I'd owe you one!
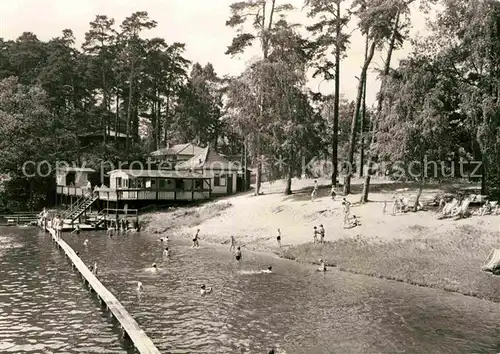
[235,246,242,262]
[330,185,336,200]
[192,229,200,248]
[313,226,318,244]
[392,197,399,216]
[383,200,387,215]
[311,180,318,201]
[276,228,282,248]
[342,198,351,225]
[229,235,236,251]
[319,224,325,243]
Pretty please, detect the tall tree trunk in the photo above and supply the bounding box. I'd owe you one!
[163,85,171,145]
[115,91,119,141]
[284,145,293,195]
[368,10,400,166]
[332,0,341,187]
[156,99,161,149]
[254,0,276,196]
[359,36,369,178]
[413,178,425,212]
[344,39,376,195]
[151,101,156,152]
[102,70,108,154]
[125,60,135,156]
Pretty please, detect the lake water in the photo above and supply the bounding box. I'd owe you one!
[1,227,500,353]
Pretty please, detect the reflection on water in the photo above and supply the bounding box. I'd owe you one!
[0,228,128,354]
[62,230,500,354]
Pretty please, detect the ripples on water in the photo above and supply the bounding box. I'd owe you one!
[1,227,500,353]
[0,228,128,354]
[63,230,500,354]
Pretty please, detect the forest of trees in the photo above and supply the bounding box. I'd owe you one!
[0,0,499,210]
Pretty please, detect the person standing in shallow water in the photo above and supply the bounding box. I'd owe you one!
[229,235,236,251]
[319,224,325,243]
[235,246,242,262]
[276,228,282,248]
[313,226,318,244]
[192,229,200,248]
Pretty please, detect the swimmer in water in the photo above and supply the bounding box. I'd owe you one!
[93,262,98,275]
[200,284,212,295]
[83,239,89,246]
[261,266,273,273]
[136,281,143,291]
[163,247,170,258]
[192,229,200,248]
[235,246,242,262]
[152,263,158,270]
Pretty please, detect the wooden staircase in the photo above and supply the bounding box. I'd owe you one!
[63,192,99,222]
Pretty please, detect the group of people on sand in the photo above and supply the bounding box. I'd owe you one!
[342,198,359,228]
[309,182,359,229]
[313,225,325,243]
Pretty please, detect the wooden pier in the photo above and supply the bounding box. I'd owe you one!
[46,226,160,354]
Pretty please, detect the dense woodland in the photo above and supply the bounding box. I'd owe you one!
[0,0,499,210]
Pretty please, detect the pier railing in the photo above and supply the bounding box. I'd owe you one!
[46,226,160,353]
[0,212,39,226]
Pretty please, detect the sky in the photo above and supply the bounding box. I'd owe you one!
[0,0,430,105]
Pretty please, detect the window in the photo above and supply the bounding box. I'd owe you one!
[214,175,220,187]
[116,177,122,188]
[219,175,226,187]
[184,179,193,190]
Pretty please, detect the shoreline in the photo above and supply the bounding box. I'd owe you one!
[141,178,500,303]
[148,225,500,304]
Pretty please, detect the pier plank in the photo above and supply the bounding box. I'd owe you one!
[46,227,160,354]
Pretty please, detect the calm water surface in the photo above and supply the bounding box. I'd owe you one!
[0,227,128,353]
[1,227,500,353]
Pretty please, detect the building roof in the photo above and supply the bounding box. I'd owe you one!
[150,143,204,157]
[57,167,96,173]
[176,147,241,171]
[107,169,210,179]
[78,130,128,139]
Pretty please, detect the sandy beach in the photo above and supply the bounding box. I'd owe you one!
[143,177,500,301]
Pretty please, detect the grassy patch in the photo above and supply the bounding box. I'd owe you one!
[280,225,500,302]
[141,201,232,233]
